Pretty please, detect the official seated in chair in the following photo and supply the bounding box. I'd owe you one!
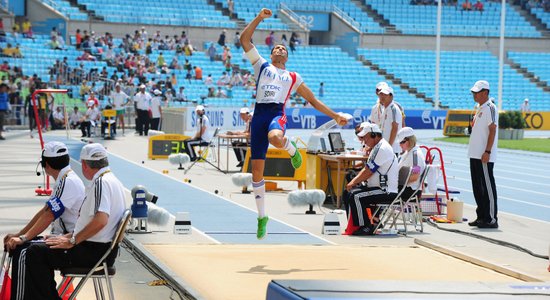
[344,122,399,236]
[4,141,85,300]
[397,127,426,202]
[80,100,100,138]
[22,143,127,299]
[226,107,252,168]
[184,105,213,161]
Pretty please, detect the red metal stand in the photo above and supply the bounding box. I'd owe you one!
[31,89,68,196]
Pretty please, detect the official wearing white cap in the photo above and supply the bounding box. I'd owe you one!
[81,99,100,137]
[396,127,426,202]
[22,143,127,299]
[344,122,399,236]
[183,105,213,161]
[5,141,85,299]
[150,89,163,131]
[369,82,388,127]
[378,85,403,155]
[227,107,253,168]
[521,98,530,113]
[134,84,152,135]
[468,80,499,229]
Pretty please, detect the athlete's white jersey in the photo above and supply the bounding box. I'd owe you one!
[252,55,303,104]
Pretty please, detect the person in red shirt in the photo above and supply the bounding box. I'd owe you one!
[462,0,472,11]
[87,91,99,107]
[75,29,82,48]
[194,65,203,80]
[473,0,484,12]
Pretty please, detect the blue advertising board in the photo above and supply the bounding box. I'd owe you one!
[285,108,448,130]
[184,107,448,131]
[295,12,331,31]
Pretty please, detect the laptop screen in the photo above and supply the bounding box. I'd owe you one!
[328,132,345,153]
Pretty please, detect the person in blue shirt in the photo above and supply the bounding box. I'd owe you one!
[0,83,9,140]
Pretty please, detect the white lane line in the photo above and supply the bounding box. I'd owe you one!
[438,151,550,172]
[68,154,222,245]
[105,150,336,245]
[444,165,550,188]
[447,174,550,197]
[440,159,550,180]
[446,184,550,209]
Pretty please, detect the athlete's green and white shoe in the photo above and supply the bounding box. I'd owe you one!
[289,141,302,169]
[257,216,269,240]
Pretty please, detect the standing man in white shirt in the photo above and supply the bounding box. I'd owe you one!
[22,143,127,299]
[150,89,163,131]
[467,80,499,229]
[184,105,212,161]
[109,84,130,135]
[379,85,403,156]
[134,84,152,136]
[240,8,348,239]
[4,141,85,300]
[520,98,530,113]
[369,82,387,127]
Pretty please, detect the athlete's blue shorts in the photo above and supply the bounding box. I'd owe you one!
[250,103,285,160]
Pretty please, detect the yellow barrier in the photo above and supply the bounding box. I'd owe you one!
[522,112,550,130]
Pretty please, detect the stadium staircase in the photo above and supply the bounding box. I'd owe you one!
[505,53,550,92]
[359,56,436,107]
[207,0,247,29]
[507,0,550,38]
[67,0,103,21]
[350,0,401,34]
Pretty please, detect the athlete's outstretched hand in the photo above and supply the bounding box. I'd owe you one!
[259,8,272,19]
[334,113,350,127]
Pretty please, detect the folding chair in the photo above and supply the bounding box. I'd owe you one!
[185,128,223,174]
[57,209,132,300]
[374,165,430,234]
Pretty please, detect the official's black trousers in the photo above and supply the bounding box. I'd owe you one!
[469,158,498,224]
[10,242,31,300]
[232,141,248,163]
[345,186,396,227]
[23,241,116,300]
[136,109,150,135]
[184,138,209,161]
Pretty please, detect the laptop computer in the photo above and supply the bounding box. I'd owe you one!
[328,132,345,154]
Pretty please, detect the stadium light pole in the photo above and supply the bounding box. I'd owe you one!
[434,0,442,110]
[497,0,506,111]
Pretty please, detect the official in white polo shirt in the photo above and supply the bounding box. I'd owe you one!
[184,105,213,161]
[134,84,152,136]
[4,141,85,300]
[468,80,499,229]
[23,143,127,299]
[345,122,399,236]
[378,85,403,156]
[369,82,386,127]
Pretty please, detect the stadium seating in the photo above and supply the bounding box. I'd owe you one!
[214,0,384,33]
[508,51,550,86]
[74,0,236,28]
[39,0,89,20]
[367,0,541,38]
[358,48,550,111]
[531,7,550,30]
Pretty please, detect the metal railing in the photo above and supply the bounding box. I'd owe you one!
[279,3,310,32]
[332,4,362,33]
